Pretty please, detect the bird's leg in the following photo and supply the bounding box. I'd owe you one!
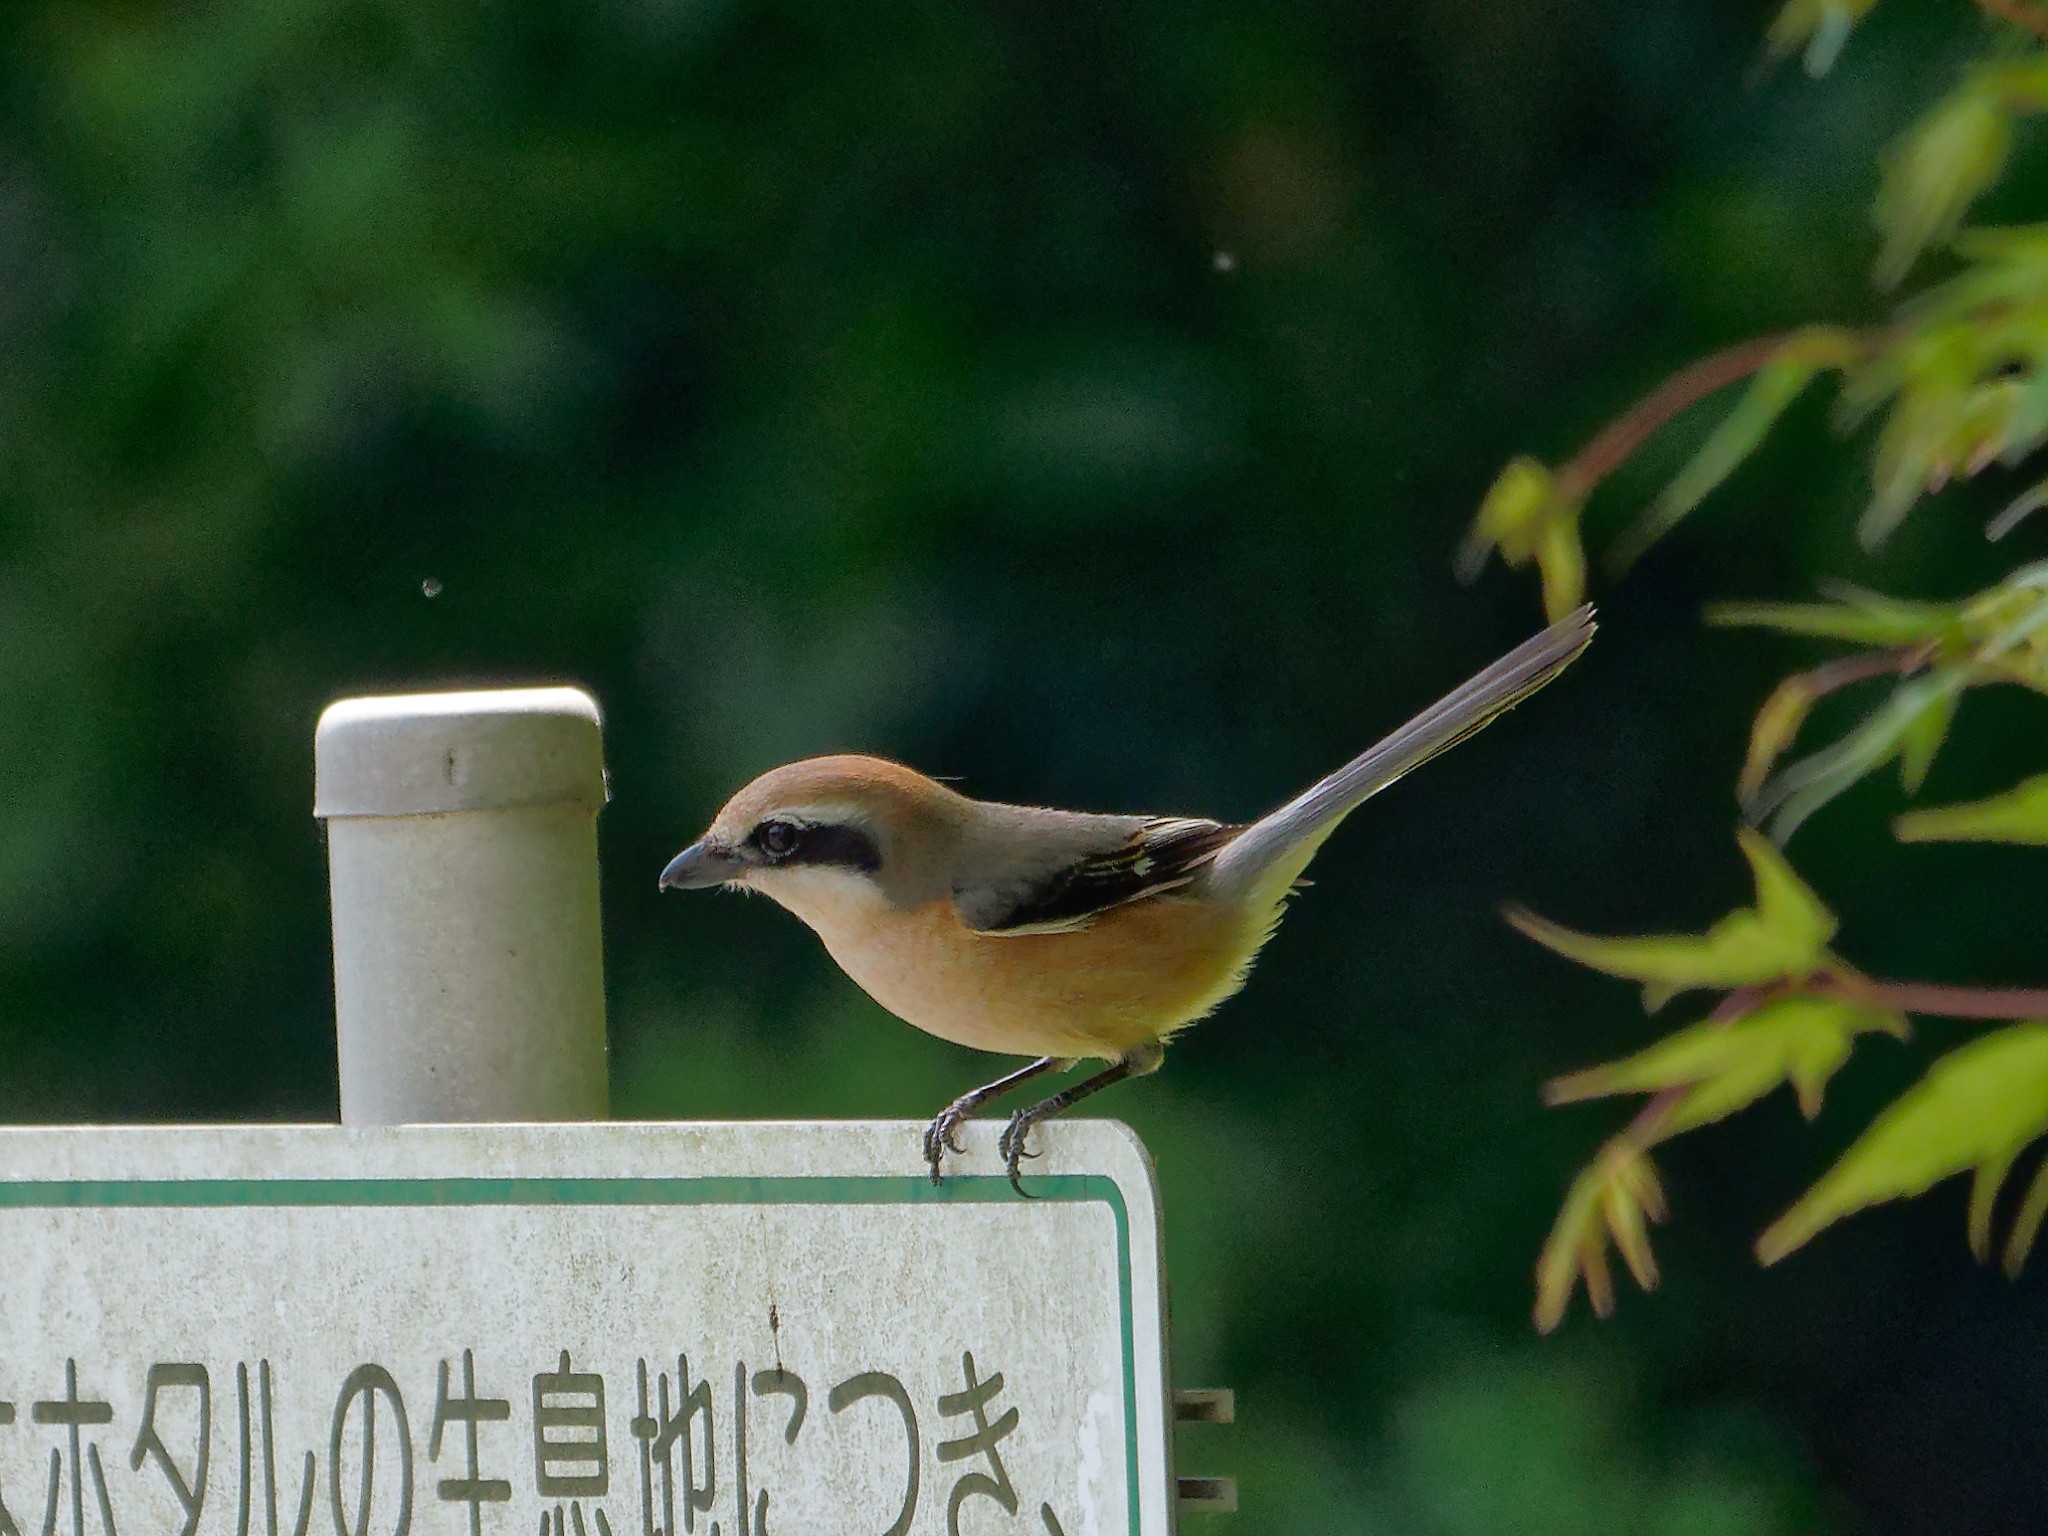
[922,1055,1068,1184]
[998,1042,1165,1196]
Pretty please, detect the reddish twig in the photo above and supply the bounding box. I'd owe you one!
[1705,984,1779,1026]
[1623,1085,1689,1148]
[1812,972,2048,1020]
[1801,643,1939,694]
[1556,333,1815,501]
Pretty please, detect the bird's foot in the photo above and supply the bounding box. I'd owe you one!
[997,1110,1044,1198]
[921,1101,974,1184]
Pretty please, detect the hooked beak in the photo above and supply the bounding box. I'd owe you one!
[658,840,743,892]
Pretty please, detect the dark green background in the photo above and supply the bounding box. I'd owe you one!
[6,0,2046,1529]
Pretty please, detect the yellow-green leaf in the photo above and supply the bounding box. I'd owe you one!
[1508,908,1804,1001]
[1603,1173,1661,1292]
[1457,456,1573,578]
[1898,687,1957,793]
[1739,826,1836,953]
[2003,1160,2048,1277]
[1534,1140,1666,1333]
[1895,773,2048,845]
[1861,367,1969,547]
[1969,1145,2019,1263]
[1536,513,1589,621]
[1508,830,1837,1001]
[1545,996,1906,1138]
[1739,676,1817,802]
[1705,596,1955,646]
[1874,85,2013,290]
[1757,1022,2048,1266]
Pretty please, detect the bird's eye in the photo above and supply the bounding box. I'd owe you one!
[756,819,800,858]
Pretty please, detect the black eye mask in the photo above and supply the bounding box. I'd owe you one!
[752,819,882,874]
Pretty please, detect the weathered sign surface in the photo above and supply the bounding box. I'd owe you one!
[0,1122,1170,1536]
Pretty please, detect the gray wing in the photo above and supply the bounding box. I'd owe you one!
[952,816,1242,935]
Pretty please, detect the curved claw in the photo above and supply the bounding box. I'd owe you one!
[921,1118,950,1185]
[998,1112,1042,1198]
[922,1104,973,1185]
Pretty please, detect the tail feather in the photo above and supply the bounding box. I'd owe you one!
[1202,604,1596,905]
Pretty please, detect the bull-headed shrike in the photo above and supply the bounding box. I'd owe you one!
[662,604,1594,1191]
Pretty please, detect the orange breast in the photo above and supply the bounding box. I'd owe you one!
[815,894,1278,1060]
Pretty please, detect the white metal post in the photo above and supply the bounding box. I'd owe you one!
[314,686,610,1124]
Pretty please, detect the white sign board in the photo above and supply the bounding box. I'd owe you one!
[0,1123,1171,1536]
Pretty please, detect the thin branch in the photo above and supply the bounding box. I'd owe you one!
[1978,0,2048,41]
[1812,971,2048,1020]
[1733,642,1943,803]
[1705,984,1778,1026]
[1623,1085,1689,1149]
[1797,642,1939,697]
[1556,333,1815,501]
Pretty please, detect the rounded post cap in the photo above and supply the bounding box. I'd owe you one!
[315,686,607,818]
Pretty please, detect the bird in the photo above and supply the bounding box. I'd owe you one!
[660,604,1595,1192]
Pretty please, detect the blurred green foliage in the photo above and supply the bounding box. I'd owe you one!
[6,0,2048,1529]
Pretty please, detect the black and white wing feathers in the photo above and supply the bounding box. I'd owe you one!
[953,816,1241,936]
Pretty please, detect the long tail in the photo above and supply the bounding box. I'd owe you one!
[1201,603,1597,906]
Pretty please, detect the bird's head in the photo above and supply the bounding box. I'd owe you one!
[658,754,964,916]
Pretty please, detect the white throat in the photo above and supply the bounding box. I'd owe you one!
[746,863,891,937]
